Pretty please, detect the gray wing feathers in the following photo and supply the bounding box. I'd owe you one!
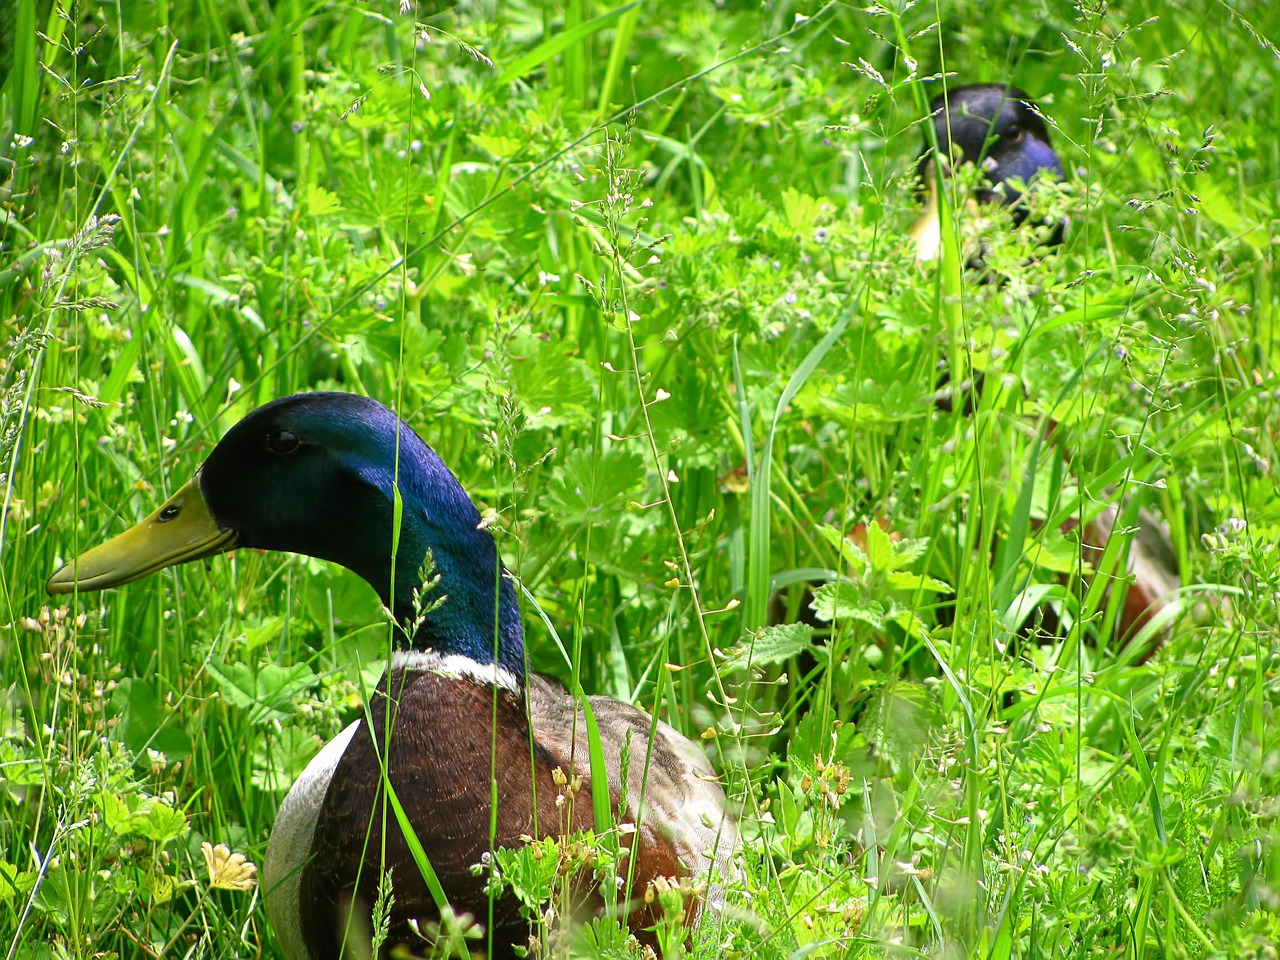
[526,676,739,887]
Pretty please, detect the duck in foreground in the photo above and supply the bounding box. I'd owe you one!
[48,392,738,960]
[911,83,1065,261]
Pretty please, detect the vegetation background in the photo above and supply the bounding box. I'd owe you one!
[2,0,1279,956]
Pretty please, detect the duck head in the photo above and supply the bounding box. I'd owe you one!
[911,83,1065,260]
[47,393,525,675]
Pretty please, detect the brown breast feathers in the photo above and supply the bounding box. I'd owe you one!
[297,665,736,959]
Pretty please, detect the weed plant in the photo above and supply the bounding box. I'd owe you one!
[2,0,1279,957]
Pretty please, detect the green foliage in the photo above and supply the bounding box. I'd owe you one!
[3,0,1280,958]
[487,829,639,958]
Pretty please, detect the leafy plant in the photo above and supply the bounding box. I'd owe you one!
[4,0,1280,958]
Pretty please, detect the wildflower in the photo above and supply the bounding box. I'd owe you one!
[202,842,258,891]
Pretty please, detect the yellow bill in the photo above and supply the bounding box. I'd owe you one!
[910,162,943,262]
[911,161,983,263]
[46,474,238,594]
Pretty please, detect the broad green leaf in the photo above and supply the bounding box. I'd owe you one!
[205,660,318,724]
[109,679,193,759]
[0,860,36,903]
[809,582,885,628]
[720,622,817,669]
[544,446,644,526]
[885,571,952,593]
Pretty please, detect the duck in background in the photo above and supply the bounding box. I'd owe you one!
[47,392,738,960]
[911,83,1066,262]
[908,84,1176,656]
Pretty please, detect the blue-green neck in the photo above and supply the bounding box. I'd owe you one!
[331,416,526,677]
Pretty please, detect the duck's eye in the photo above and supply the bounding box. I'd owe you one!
[157,504,181,522]
[266,429,301,455]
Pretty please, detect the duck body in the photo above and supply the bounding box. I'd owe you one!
[276,658,727,960]
[912,83,1065,260]
[48,393,737,959]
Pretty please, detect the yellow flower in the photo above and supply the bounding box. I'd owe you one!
[201,842,258,891]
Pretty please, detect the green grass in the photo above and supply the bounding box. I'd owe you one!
[3,0,1280,957]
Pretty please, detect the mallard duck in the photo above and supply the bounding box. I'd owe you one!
[911,83,1065,261]
[47,392,738,960]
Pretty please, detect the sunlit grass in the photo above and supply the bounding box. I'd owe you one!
[3,0,1279,957]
